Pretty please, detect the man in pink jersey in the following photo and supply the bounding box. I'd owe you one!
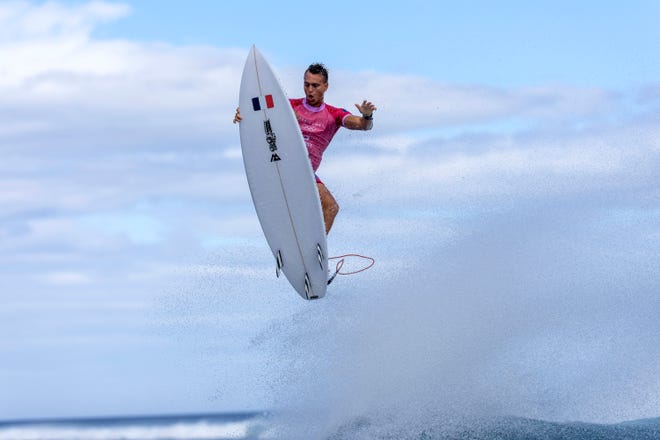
[234,63,376,234]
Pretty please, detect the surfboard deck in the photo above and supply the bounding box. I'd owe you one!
[238,45,328,300]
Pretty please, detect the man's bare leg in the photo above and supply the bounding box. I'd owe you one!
[317,182,339,234]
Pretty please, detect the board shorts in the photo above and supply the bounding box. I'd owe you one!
[315,174,322,184]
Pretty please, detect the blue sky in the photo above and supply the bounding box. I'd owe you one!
[1,0,659,434]
[89,0,660,87]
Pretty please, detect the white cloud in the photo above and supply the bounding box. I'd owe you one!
[0,1,243,153]
[0,1,130,41]
[323,70,618,133]
[42,270,92,286]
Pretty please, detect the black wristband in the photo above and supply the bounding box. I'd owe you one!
[363,114,373,121]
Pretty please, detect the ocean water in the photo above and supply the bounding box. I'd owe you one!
[0,412,267,440]
[1,412,659,440]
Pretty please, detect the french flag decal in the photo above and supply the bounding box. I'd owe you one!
[252,94,274,111]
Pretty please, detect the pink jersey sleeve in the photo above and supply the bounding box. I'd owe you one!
[326,104,352,127]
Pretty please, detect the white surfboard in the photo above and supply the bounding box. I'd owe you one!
[239,46,328,300]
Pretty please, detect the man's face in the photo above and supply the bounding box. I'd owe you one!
[303,71,328,107]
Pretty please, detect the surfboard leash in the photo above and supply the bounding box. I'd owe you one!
[327,253,375,285]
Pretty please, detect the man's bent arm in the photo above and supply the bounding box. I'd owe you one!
[344,114,373,130]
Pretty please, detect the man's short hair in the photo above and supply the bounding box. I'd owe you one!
[306,63,328,83]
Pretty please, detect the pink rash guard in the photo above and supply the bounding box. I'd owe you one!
[289,98,351,178]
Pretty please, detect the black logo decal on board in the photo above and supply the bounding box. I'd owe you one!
[264,120,281,162]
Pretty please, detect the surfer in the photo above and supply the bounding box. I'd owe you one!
[234,63,376,234]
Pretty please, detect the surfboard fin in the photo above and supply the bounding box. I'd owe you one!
[275,250,283,278]
[316,243,325,269]
[304,273,317,299]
